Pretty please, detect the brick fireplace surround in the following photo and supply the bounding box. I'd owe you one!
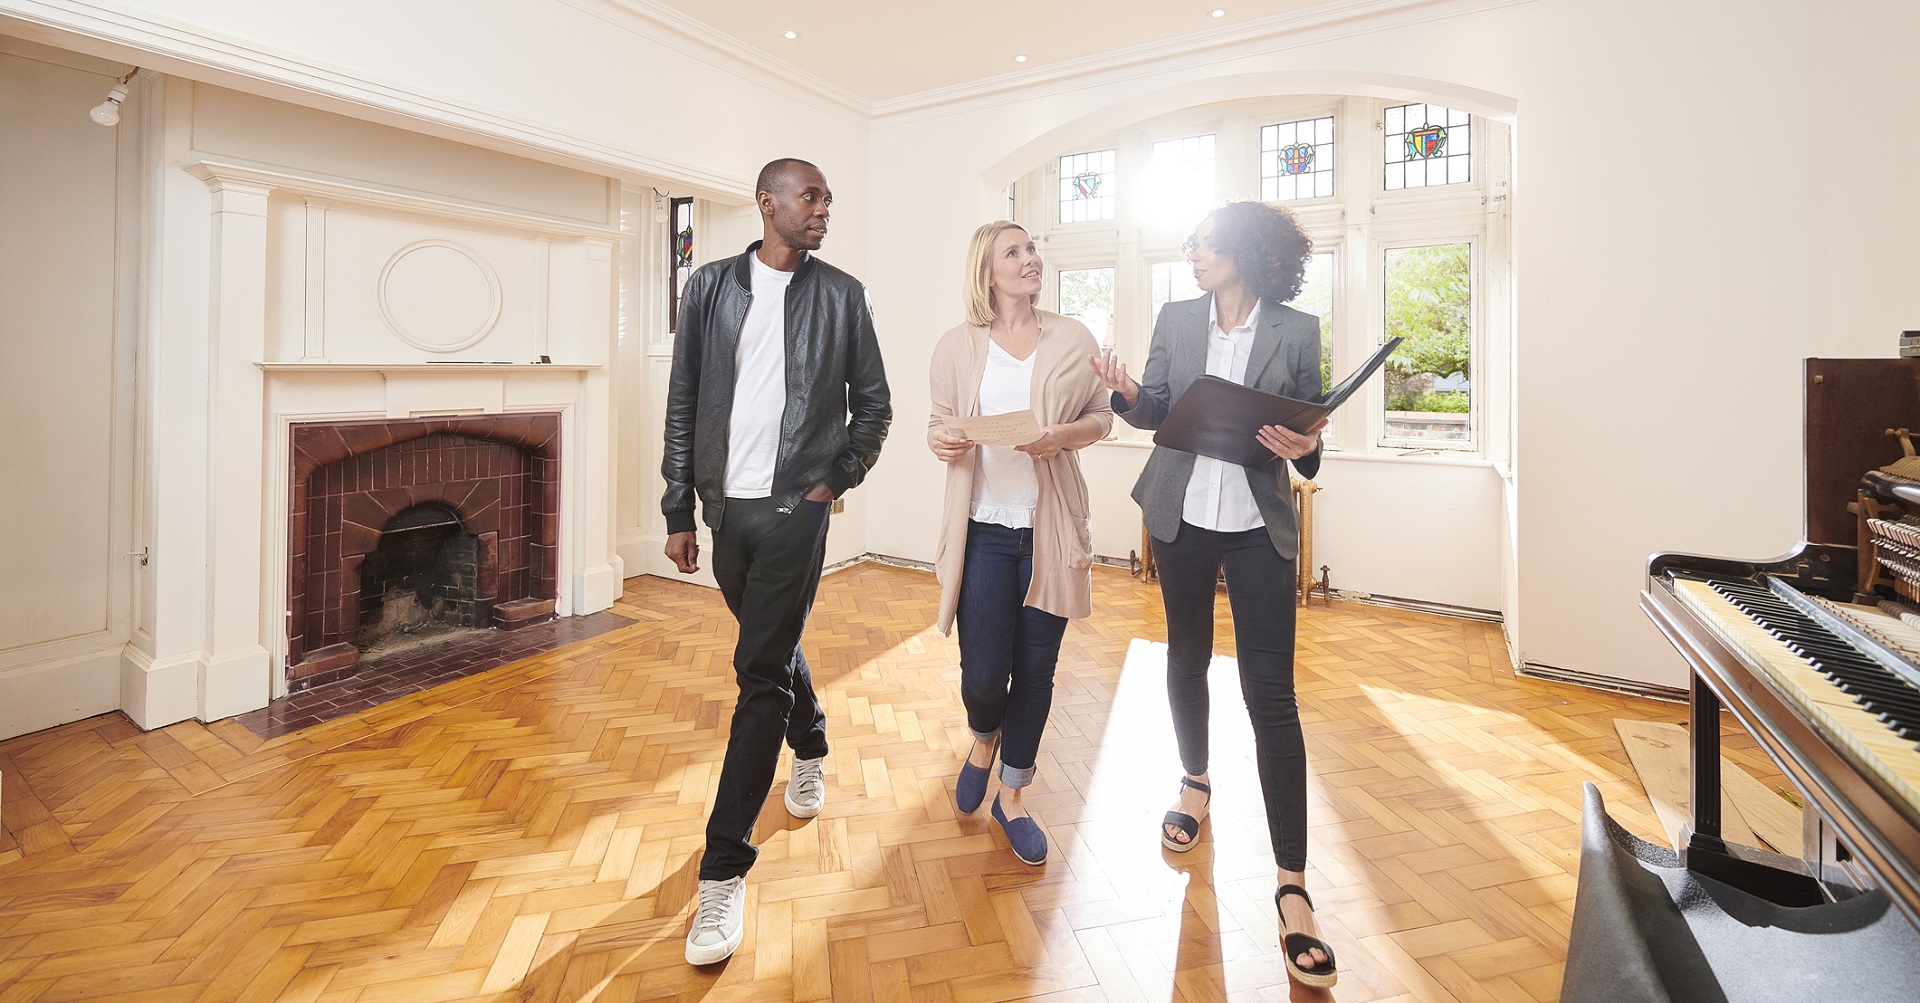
[287,413,562,689]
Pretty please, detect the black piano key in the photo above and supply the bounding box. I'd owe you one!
[1701,576,1920,748]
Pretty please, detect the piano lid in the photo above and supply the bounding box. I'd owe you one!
[1807,358,1920,546]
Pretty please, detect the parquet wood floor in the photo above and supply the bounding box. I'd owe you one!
[0,564,1781,1002]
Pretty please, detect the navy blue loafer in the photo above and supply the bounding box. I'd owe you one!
[991,794,1047,865]
[955,736,999,814]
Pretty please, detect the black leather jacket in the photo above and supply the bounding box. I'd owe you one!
[662,241,891,534]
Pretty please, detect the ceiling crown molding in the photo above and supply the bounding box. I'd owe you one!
[558,0,871,123]
[0,0,756,199]
[869,0,1537,125]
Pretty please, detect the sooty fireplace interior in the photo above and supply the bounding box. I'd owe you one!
[286,413,562,690]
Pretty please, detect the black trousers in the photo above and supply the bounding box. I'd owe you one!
[699,495,833,881]
[1151,521,1307,872]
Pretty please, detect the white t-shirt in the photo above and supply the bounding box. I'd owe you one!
[969,339,1039,528]
[725,254,792,498]
[1182,299,1265,532]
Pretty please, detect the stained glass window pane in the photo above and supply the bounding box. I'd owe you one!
[1383,103,1472,191]
[1382,243,1471,443]
[1057,267,1114,345]
[1148,134,1216,225]
[1150,260,1203,324]
[1058,150,1116,224]
[669,197,693,332]
[1260,116,1336,202]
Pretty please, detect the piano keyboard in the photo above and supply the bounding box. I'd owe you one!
[1671,577,1920,813]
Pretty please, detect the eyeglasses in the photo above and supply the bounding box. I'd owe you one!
[1180,234,1213,256]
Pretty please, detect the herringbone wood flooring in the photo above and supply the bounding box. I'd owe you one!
[0,565,1778,1002]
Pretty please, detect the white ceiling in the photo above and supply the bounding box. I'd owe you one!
[650,1,1338,103]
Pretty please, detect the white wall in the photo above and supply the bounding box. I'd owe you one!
[862,0,1900,688]
[0,1,876,737]
[1809,0,1920,360]
[0,38,136,738]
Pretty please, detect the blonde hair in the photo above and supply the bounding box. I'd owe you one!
[962,220,1037,327]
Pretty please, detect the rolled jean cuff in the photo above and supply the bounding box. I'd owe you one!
[970,726,999,745]
[998,763,1035,789]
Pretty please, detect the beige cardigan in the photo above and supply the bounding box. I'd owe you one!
[928,311,1114,634]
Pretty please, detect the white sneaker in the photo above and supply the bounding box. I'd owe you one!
[684,875,746,965]
[784,755,826,818]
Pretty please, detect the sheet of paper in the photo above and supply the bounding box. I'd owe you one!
[944,410,1042,446]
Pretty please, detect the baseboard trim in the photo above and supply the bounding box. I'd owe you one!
[1518,662,1688,703]
[1347,592,1504,623]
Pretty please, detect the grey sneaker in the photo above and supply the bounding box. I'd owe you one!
[684,875,746,965]
[784,755,826,818]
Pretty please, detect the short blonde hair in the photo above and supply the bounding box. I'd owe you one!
[962,220,1036,327]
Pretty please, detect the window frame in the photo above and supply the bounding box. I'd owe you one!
[1019,94,1510,461]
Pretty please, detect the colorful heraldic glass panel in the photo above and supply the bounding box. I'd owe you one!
[1058,149,1117,223]
[1148,134,1216,224]
[1383,103,1472,191]
[1261,116,1336,201]
[1382,243,1472,443]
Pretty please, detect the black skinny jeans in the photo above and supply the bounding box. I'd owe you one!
[1151,521,1307,872]
[699,496,833,881]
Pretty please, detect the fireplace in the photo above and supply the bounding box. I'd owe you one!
[355,504,484,655]
[287,413,562,689]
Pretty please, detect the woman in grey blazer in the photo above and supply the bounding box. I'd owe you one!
[1090,200,1337,989]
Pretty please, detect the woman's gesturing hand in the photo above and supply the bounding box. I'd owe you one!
[1255,417,1328,460]
[1089,351,1139,408]
[930,426,974,462]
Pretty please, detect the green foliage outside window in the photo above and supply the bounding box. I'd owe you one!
[1382,243,1470,412]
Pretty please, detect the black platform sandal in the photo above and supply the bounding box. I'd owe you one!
[1275,884,1338,988]
[1160,776,1211,852]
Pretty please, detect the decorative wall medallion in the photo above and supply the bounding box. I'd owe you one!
[377,239,503,353]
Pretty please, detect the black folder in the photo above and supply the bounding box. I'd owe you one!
[1152,337,1404,467]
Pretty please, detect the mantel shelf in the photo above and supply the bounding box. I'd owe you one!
[257,362,599,372]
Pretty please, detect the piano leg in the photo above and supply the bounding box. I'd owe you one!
[1689,672,1726,851]
[1683,670,1830,905]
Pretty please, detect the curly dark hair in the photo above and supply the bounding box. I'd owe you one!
[1202,200,1313,303]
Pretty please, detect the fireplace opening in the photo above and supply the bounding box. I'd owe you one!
[356,504,488,659]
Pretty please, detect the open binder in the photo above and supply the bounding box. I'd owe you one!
[1153,336,1405,467]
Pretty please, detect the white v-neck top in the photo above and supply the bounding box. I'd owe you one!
[968,339,1039,528]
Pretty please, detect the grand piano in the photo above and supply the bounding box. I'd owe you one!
[1640,357,1920,931]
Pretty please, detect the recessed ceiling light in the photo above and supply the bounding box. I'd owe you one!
[1014,53,1028,62]
[783,30,798,39]
[1210,7,1227,16]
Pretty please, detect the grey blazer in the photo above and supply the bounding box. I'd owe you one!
[1114,294,1323,561]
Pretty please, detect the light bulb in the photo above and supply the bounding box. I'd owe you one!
[89,84,126,126]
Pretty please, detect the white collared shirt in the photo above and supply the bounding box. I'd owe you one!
[1181,298,1266,532]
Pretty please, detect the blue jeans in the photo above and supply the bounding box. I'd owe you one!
[956,520,1068,789]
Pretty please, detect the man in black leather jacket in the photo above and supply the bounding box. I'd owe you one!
[665,158,890,966]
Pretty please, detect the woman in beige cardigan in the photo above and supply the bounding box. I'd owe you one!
[928,220,1112,864]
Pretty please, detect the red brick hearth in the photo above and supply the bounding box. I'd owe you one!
[287,413,562,689]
